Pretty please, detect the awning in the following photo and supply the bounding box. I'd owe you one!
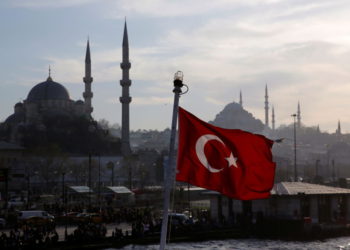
[106,186,133,194]
[68,186,93,193]
[272,182,350,195]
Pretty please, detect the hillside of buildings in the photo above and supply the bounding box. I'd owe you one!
[2,99,350,187]
[126,102,350,185]
[0,115,121,155]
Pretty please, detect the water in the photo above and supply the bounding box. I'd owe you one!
[106,237,350,249]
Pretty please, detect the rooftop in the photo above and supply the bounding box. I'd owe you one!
[106,186,133,194]
[272,182,350,195]
[68,186,93,193]
[201,182,350,198]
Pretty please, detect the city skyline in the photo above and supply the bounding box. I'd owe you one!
[1,0,350,132]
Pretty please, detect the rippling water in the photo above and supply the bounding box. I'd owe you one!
[105,237,350,250]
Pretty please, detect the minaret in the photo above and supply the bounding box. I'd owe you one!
[336,120,341,135]
[264,84,269,127]
[239,90,243,107]
[83,39,93,115]
[120,21,132,157]
[297,101,301,128]
[272,106,275,131]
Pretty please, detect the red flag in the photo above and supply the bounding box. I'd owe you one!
[176,107,276,200]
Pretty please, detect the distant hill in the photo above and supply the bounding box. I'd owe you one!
[210,102,264,133]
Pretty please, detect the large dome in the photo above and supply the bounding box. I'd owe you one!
[27,77,70,102]
[210,102,264,133]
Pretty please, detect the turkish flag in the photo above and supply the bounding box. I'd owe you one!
[176,107,276,200]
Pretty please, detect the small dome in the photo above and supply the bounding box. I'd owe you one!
[5,113,25,124]
[15,102,23,108]
[27,77,70,102]
[75,100,84,105]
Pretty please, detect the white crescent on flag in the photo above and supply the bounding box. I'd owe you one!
[195,134,238,173]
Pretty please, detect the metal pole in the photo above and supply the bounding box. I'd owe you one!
[112,164,114,186]
[88,153,91,211]
[98,154,101,210]
[129,160,132,190]
[187,183,191,217]
[159,72,184,250]
[332,159,335,182]
[5,169,8,209]
[315,159,319,183]
[292,114,297,182]
[63,172,67,239]
[27,175,30,209]
[62,172,65,204]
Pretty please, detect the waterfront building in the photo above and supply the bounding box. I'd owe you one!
[208,182,350,225]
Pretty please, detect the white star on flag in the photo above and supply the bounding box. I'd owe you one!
[225,153,238,168]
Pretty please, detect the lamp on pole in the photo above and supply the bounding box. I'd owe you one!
[88,153,92,210]
[98,154,101,211]
[63,170,72,240]
[107,161,114,186]
[332,159,336,182]
[315,159,320,183]
[292,114,297,182]
[26,174,30,209]
[62,171,67,239]
[62,172,65,202]
[88,124,96,211]
[159,71,186,250]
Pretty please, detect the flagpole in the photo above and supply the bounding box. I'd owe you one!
[159,71,184,250]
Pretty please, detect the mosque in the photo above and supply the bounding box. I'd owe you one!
[0,18,343,156]
[1,20,350,200]
[1,22,132,156]
[1,39,93,143]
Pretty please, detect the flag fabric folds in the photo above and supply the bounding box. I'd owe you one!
[176,107,276,200]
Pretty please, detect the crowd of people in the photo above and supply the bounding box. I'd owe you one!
[0,226,58,249]
[66,222,107,242]
[0,205,213,249]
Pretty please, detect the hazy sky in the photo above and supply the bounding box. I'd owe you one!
[1,0,350,132]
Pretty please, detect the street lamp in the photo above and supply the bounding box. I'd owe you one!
[332,159,336,182]
[88,153,91,208]
[26,174,30,209]
[315,159,320,183]
[62,170,72,240]
[107,161,115,186]
[53,170,59,195]
[62,171,67,239]
[128,158,133,190]
[62,172,66,204]
[98,154,101,211]
[88,124,96,211]
[160,71,186,250]
[26,170,39,208]
[291,114,297,182]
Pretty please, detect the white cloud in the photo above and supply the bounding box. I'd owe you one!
[6,0,350,131]
[133,96,172,105]
[205,97,225,106]
[43,57,83,84]
[11,0,97,8]
[115,0,239,18]
[106,96,172,105]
